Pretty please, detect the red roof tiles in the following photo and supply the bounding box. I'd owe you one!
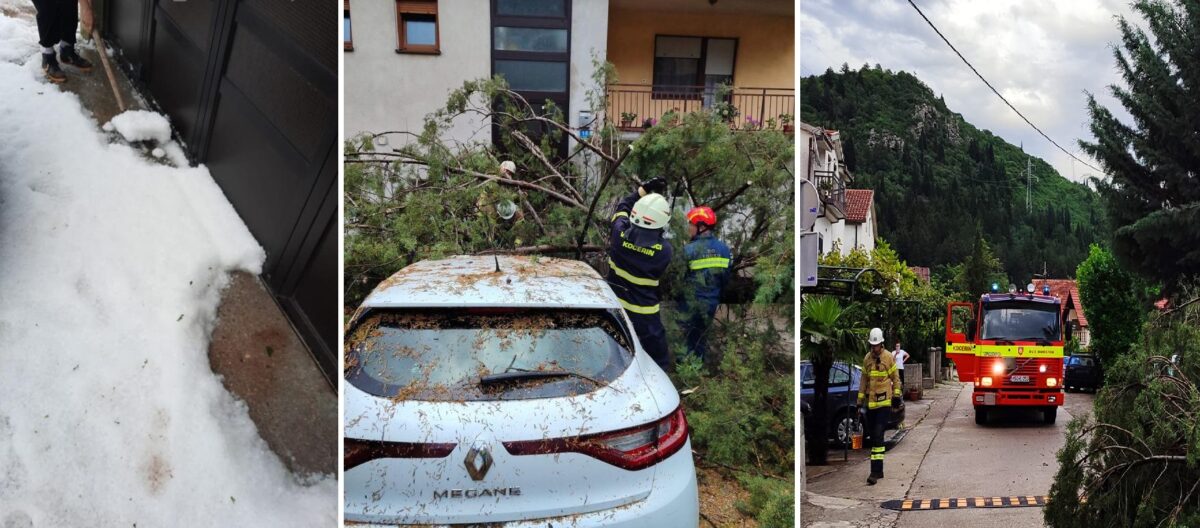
[844,189,873,223]
[1041,279,1088,327]
[910,266,931,283]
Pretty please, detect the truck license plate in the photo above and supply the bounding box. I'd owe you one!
[1010,375,1030,383]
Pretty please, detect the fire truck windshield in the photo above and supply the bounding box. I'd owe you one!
[980,302,1061,342]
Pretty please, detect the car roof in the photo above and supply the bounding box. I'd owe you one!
[361,255,621,310]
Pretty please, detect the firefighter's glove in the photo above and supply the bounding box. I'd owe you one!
[891,397,901,409]
[640,177,667,196]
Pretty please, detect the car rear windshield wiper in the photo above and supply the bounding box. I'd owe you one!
[480,370,601,388]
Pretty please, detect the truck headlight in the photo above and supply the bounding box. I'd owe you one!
[980,376,993,387]
[1047,377,1057,387]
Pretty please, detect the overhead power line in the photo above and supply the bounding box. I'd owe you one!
[905,0,1103,173]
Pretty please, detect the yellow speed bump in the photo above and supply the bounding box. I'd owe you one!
[882,495,1049,511]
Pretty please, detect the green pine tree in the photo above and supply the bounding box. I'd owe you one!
[1079,0,1200,290]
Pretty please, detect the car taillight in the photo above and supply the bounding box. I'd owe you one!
[344,439,456,471]
[503,406,689,471]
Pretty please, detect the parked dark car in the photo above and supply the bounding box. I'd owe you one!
[801,361,904,446]
[1064,354,1102,392]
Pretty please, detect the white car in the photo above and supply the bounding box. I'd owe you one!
[344,255,700,527]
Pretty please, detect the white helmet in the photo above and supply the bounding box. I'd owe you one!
[499,160,516,175]
[868,327,885,345]
[631,193,671,230]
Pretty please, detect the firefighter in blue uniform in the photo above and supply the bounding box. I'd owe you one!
[607,178,673,370]
[677,206,731,362]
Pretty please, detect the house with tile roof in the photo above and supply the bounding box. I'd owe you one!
[1039,279,1091,349]
[801,121,877,256]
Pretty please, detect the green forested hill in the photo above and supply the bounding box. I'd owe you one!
[801,65,1108,284]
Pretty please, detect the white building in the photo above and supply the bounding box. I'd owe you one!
[800,121,876,256]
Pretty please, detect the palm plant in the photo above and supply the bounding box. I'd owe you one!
[801,296,866,465]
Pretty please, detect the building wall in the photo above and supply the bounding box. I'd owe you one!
[606,8,793,88]
[343,0,491,141]
[346,0,608,149]
[569,1,610,153]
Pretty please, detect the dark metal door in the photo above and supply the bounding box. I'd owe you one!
[103,0,338,381]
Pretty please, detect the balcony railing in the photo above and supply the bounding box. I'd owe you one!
[812,168,845,218]
[606,84,795,132]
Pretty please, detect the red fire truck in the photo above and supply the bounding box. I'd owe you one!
[945,284,1070,425]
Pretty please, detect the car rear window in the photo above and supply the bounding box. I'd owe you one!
[345,309,634,401]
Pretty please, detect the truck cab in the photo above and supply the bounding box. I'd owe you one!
[946,287,1069,425]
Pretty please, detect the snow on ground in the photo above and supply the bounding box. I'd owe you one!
[108,109,172,144]
[0,10,334,528]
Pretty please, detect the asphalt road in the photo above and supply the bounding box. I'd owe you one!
[896,385,1095,528]
[803,383,1096,528]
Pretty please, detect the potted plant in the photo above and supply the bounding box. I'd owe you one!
[642,117,657,129]
[780,113,794,133]
[620,111,637,128]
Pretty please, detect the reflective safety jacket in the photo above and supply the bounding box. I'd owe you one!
[681,232,731,309]
[858,351,902,409]
[607,191,673,315]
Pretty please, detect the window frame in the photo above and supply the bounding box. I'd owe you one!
[489,0,572,155]
[651,34,739,100]
[396,0,440,55]
[343,0,353,51]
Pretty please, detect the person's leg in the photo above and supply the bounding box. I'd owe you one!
[899,368,905,385]
[628,312,670,370]
[31,0,58,49]
[56,0,91,71]
[32,0,67,82]
[867,407,886,481]
[681,312,705,363]
[57,0,78,46]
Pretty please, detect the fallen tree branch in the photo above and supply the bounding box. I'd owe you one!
[711,181,753,212]
[477,244,604,255]
[575,144,635,259]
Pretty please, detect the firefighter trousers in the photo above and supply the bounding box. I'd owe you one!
[864,407,889,476]
[626,311,669,371]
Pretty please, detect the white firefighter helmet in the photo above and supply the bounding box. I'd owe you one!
[631,193,671,230]
[499,160,516,175]
[868,327,885,346]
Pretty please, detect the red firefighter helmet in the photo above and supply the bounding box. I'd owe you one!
[686,206,717,227]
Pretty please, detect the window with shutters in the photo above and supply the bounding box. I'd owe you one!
[396,0,439,54]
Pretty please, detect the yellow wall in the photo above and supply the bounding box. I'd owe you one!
[606,8,794,89]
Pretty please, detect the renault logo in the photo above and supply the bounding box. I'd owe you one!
[464,445,492,481]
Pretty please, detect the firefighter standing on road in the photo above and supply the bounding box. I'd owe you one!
[677,206,731,363]
[859,328,902,485]
[607,177,673,370]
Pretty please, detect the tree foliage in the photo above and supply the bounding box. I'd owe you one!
[344,75,794,308]
[801,66,1107,283]
[1079,0,1200,291]
[1076,244,1148,362]
[1046,286,1200,527]
[799,296,865,466]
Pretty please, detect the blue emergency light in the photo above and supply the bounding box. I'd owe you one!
[991,283,999,293]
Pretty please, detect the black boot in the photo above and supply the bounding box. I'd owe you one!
[58,44,93,72]
[867,473,879,485]
[42,53,66,84]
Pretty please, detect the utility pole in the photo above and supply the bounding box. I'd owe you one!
[1026,154,1033,214]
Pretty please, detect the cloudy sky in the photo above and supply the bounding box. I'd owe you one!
[800,0,1140,183]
